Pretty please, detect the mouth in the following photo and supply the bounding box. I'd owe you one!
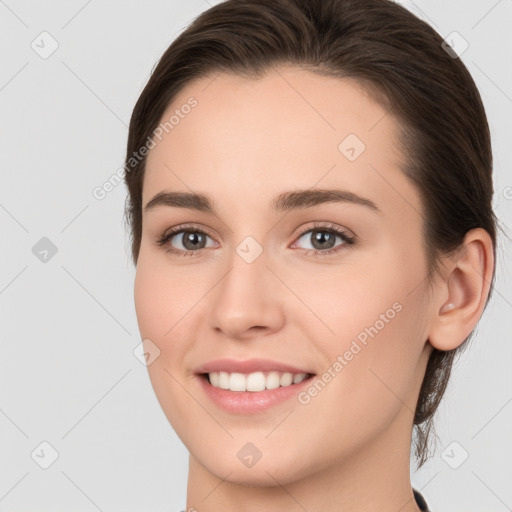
[194,359,317,414]
[199,370,315,392]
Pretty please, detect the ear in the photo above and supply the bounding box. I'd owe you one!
[428,228,495,351]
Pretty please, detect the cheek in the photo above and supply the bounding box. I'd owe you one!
[134,263,165,341]
[308,287,428,442]
[134,259,200,435]
[134,255,199,342]
[295,250,429,425]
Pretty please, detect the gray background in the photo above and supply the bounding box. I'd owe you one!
[1,0,511,510]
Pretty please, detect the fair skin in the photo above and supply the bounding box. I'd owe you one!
[133,66,494,511]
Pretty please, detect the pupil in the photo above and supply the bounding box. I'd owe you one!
[183,232,205,250]
[313,231,334,250]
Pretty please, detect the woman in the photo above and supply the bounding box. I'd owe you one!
[123,0,497,510]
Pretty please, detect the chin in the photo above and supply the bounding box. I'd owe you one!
[189,440,317,488]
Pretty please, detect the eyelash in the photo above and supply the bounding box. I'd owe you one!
[155,222,356,258]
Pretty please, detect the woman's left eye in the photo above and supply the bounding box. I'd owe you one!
[292,224,356,255]
[156,223,356,257]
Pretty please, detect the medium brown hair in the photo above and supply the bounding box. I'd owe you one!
[123,0,498,468]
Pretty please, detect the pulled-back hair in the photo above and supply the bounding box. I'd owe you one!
[124,0,498,468]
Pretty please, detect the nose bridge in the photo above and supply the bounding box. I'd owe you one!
[221,236,273,307]
[208,234,285,338]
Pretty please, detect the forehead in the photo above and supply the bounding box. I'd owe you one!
[143,66,419,219]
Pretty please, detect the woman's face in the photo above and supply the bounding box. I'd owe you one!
[134,66,435,485]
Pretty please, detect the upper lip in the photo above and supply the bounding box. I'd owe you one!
[195,358,315,375]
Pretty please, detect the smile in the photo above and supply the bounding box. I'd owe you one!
[194,359,316,414]
[206,371,309,392]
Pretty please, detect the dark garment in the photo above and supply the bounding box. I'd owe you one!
[413,488,430,511]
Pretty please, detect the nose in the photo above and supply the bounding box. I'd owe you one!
[208,244,286,341]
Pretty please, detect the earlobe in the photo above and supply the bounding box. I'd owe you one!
[428,228,494,352]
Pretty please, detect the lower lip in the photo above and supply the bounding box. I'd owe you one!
[197,374,314,414]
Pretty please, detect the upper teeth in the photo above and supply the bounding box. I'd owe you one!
[208,371,308,392]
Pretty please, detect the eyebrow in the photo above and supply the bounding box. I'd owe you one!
[144,188,381,215]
